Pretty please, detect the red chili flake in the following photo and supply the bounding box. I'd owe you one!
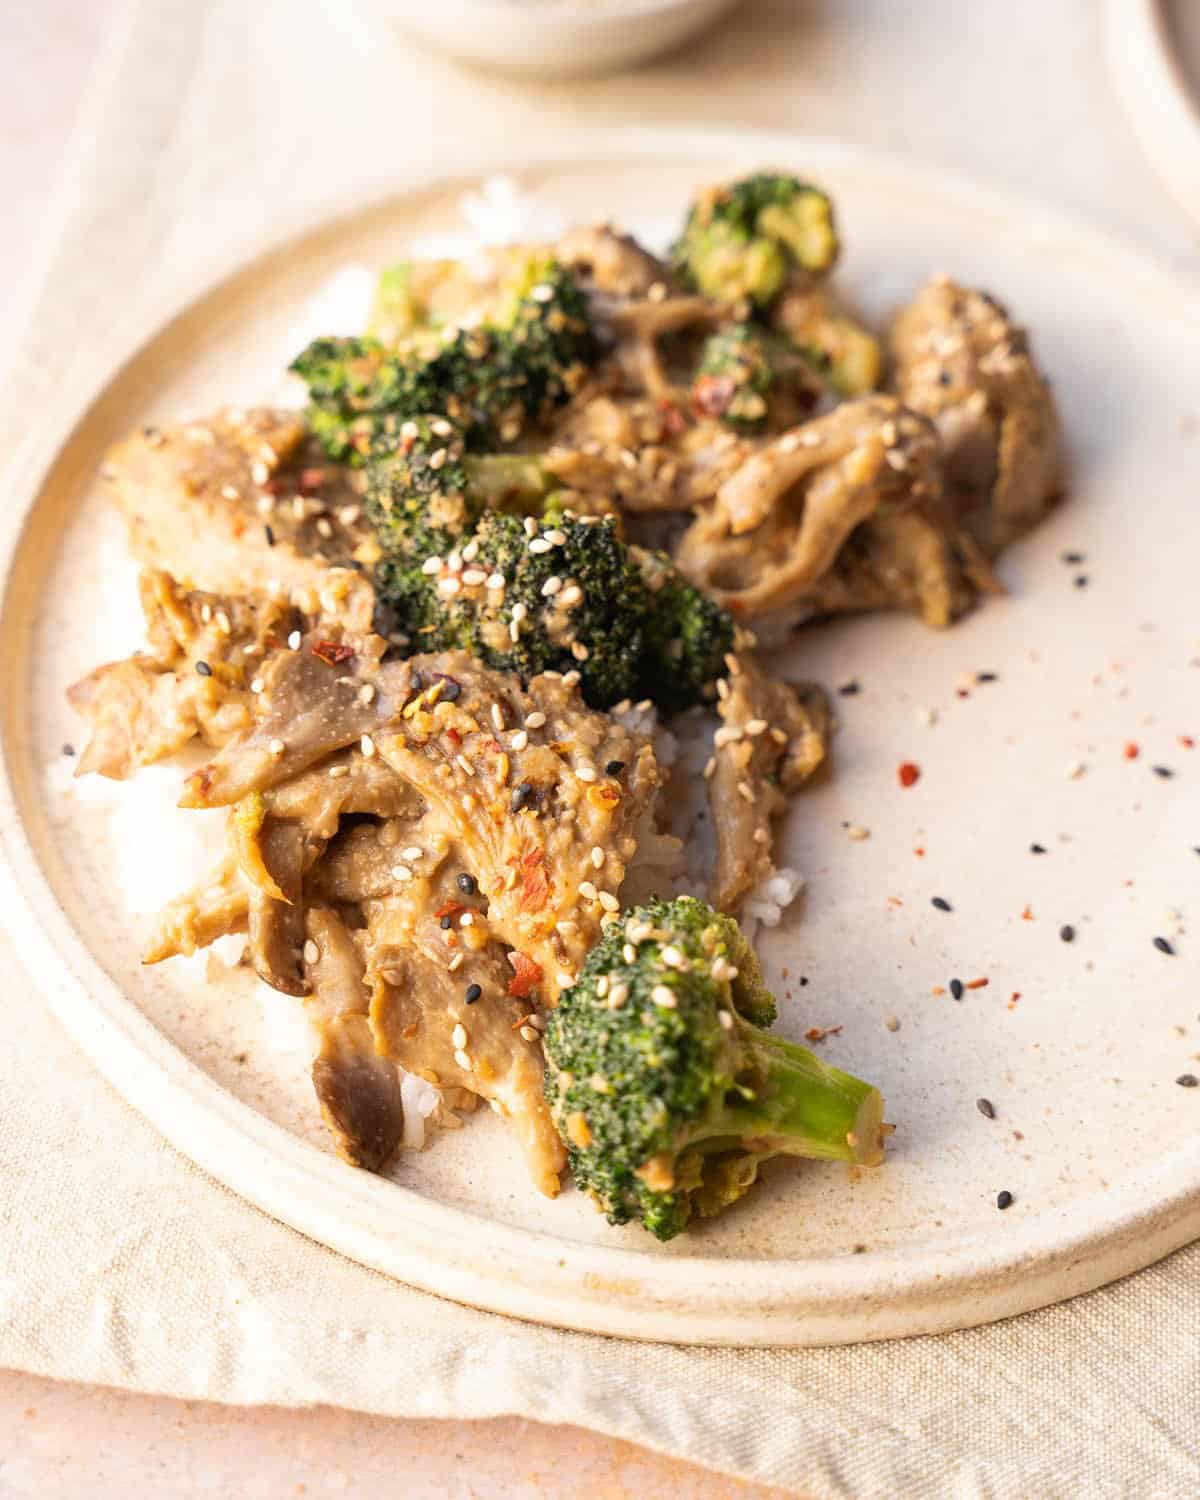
[310,639,355,666]
[966,977,990,991]
[690,374,736,420]
[1021,904,1034,921]
[1009,991,1022,1007]
[931,985,946,997]
[298,467,327,494]
[914,846,926,857]
[805,1025,843,1043]
[434,901,464,921]
[887,895,904,908]
[506,952,543,999]
[898,761,921,788]
[956,688,970,699]
[488,738,504,755]
[264,633,284,650]
[1123,742,1140,760]
[261,476,288,495]
[657,398,687,437]
[1180,736,1195,750]
[445,726,462,747]
[520,849,550,912]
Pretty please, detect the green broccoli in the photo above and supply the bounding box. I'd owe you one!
[292,258,595,464]
[635,550,736,711]
[689,323,825,432]
[543,896,886,1241]
[672,173,838,308]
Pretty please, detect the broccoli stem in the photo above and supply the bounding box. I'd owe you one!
[711,1026,885,1166]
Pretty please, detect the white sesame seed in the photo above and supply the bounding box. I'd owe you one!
[456,754,475,777]
[316,518,333,538]
[711,957,739,982]
[250,677,265,694]
[544,529,566,547]
[462,568,487,587]
[430,417,453,437]
[578,880,598,901]
[661,945,688,969]
[421,556,443,575]
[438,576,461,597]
[530,283,554,303]
[559,584,583,608]
[525,711,546,729]
[303,940,319,965]
[491,704,505,732]
[402,846,423,862]
[446,550,463,572]
[287,629,302,650]
[390,864,413,882]
[523,516,538,537]
[563,671,581,688]
[429,448,448,471]
[215,610,231,634]
[622,944,636,964]
[576,765,597,782]
[718,1009,734,1030]
[451,1023,467,1049]
[509,622,521,643]
[400,420,419,441]
[453,1048,472,1071]
[542,576,562,596]
[250,460,269,485]
[511,602,528,622]
[529,538,552,555]
[590,846,604,869]
[651,985,677,1009]
[571,642,590,661]
[328,764,349,779]
[598,891,620,913]
[713,726,743,748]
[715,679,730,700]
[486,572,505,591]
[461,539,479,562]
[847,824,870,841]
[737,782,755,803]
[520,1025,539,1043]
[221,484,241,501]
[557,972,575,989]
[448,952,464,972]
[745,718,768,737]
[769,727,789,745]
[268,737,286,756]
[703,757,717,779]
[511,730,529,751]
[460,912,474,927]
[338,504,361,527]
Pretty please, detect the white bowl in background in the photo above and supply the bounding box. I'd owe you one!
[379,0,740,78]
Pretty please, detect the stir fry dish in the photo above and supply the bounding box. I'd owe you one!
[69,172,1060,1239]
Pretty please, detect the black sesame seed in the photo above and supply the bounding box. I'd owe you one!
[996,1190,1014,1210]
[433,674,462,701]
[931,896,953,912]
[1062,551,1085,564]
[61,742,75,757]
[439,916,453,931]
[604,760,626,777]
[976,1097,996,1119]
[949,978,964,1000]
[1030,842,1047,854]
[1073,574,1089,589]
[511,782,535,813]
[1060,924,1076,943]
[195,660,212,677]
[264,524,276,547]
[464,983,482,1005]
[937,371,951,386]
[1154,936,1176,956]
[976,671,998,683]
[1152,766,1175,779]
[456,873,478,896]
[799,976,809,987]
[837,681,861,697]
[1176,1073,1198,1088]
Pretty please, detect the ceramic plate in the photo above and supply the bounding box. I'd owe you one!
[1108,0,1200,230]
[2,131,1198,1346]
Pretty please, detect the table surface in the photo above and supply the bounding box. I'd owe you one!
[1,0,1196,1494]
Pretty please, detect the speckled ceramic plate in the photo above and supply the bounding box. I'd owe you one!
[2,131,1199,1345]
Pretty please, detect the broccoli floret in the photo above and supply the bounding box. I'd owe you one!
[689,323,827,433]
[368,431,735,711]
[635,551,736,711]
[672,173,837,308]
[292,258,595,464]
[544,896,886,1241]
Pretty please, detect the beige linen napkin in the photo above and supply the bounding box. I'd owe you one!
[1,2,1198,1495]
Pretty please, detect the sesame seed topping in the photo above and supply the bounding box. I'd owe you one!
[268,737,286,756]
[598,891,620,913]
[287,629,302,650]
[390,864,413,882]
[559,584,583,607]
[511,602,528,622]
[360,734,376,758]
[456,754,475,777]
[303,940,319,965]
[578,880,598,901]
[511,729,529,751]
[462,568,487,587]
[486,572,506,591]
[623,944,636,964]
[590,846,604,869]
[651,985,677,1008]
[451,1023,467,1049]
[250,677,265,694]
[448,952,464,972]
[607,983,630,1009]
[520,1025,540,1043]
[529,537,553,555]
[421,556,443,576]
[736,782,755,803]
[526,711,546,729]
[717,1009,734,1030]
[453,1048,472,1071]
[576,765,597,783]
[327,764,349,779]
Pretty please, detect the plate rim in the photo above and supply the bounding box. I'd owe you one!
[2,124,1199,1346]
